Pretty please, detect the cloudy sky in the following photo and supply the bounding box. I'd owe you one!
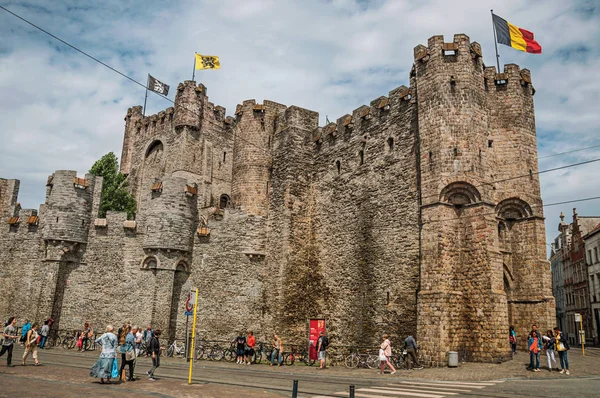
[1,0,599,250]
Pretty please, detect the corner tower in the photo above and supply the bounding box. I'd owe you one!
[414,34,554,365]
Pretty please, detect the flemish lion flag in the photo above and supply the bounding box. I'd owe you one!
[492,13,542,54]
[147,74,170,95]
[195,53,220,70]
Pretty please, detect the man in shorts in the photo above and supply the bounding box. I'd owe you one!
[235,332,246,364]
[316,331,328,369]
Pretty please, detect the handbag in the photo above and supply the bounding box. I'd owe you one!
[125,348,136,361]
[111,358,119,378]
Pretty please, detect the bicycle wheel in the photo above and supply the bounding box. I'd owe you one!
[284,353,295,366]
[67,339,76,350]
[210,347,224,361]
[253,350,262,364]
[224,348,235,362]
[345,354,359,368]
[366,354,379,369]
[167,345,174,357]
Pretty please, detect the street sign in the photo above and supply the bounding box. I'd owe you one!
[185,289,196,312]
[575,313,581,322]
[184,310,193,316]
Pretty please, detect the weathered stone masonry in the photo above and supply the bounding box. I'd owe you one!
[0,34,554,365]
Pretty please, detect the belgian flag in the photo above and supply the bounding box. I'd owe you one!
[493,13,542,54]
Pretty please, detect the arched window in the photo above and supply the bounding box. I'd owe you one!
[496,197,533,220]
[439,181,481,206]
[142,256,158,270]
[219,194,230,209]
[145,140,164,158]
[175,260,189,273]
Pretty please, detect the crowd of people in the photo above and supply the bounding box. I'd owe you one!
[515,323,572,375]
[2,316,577,379]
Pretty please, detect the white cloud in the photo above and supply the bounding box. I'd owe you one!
[0,0,599,251]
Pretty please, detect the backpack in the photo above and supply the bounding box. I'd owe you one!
[320,336,329,349]
[509,335,515,344]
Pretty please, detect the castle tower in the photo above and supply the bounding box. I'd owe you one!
[231,99,286,216]
[414,34,553,365]
[139,176,198,331]
[120,105,143,175]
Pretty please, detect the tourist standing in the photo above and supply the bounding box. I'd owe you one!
[90,325,118,384]
[542,330,558,371]
[235,332,246,364]
[147,329,162,381]
[403,335,423,370]
[82,323,94,351]
[1,317,18,367]
[135,327,143,356]
[509,325,517,355]
[379,334,396,375]
[554,327,570,375]
[119,325,136,381]
[270,334,283,366]
[39,320,50,349]
[143,325,153,357]
[316,331,329,369]
[22,322,40,366]
[245,331,256,365]
[527,324,542,372]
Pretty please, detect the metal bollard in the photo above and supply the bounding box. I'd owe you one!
[349,385,355,398]
[292,380,299,398]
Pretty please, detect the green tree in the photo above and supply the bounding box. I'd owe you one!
[89,152,137,219]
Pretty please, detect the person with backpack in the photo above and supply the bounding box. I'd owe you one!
[509,325,517,355]
[554,327,570,375]
[22,322,40,366]
[316,331,329,369]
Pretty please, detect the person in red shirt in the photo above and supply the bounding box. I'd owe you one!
[245,331,256,365]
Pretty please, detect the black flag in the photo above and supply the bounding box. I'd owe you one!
[148,74,170,96]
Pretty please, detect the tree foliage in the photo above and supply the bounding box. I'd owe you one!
[89,152,136,219]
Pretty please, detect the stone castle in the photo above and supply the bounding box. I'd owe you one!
[0,34,555,365]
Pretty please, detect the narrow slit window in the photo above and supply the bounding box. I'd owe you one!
[488,140,493,148]
[359,150,364,166]
[336,160,341,175]
[387,137,394,151]
[223,152,227,162]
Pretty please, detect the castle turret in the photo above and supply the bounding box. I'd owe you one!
[120,105,143,175]
[173,81,205,130]
[231,99,286,216]
[42,170,99,246]
[141,176,198,252]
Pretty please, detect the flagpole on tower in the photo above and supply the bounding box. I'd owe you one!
[192,52,197,81]
[490,10,501,73]
[143,73,149,116]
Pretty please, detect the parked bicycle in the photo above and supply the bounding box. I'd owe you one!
[284,345,315,366]
[166,340,186,357]
[345,350,379,369]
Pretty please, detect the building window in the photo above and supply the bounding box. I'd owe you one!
[595,247,598,263]
[589,250,593,264]
[223,152,227,162]
[336,160,341,175]
[358,150,364,166]
[387,137,394,151]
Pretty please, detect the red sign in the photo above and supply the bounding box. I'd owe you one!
[309,319,326,361]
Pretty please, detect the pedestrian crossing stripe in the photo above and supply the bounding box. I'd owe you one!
[312,380,503,398]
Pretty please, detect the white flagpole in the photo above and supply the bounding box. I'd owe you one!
[192,53,197,81]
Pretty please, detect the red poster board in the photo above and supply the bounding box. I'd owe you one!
[309,318,326,361]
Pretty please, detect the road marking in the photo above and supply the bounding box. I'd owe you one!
[397,381,491,388]
[352,391,445,398]
[387,384,471,392]
[358,387,451,397]
[376,386,459,394]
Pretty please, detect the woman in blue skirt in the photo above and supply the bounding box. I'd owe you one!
[90,325,118,384]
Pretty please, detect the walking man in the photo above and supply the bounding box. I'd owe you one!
[143,325,153,357]
[1,317,18,367]
[403,334,423,370]
[316,331,328,369]
[147,329,162,381]
[39,320,50,349]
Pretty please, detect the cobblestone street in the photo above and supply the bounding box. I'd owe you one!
[1,346,599,397]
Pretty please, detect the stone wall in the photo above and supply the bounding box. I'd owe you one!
[0,33,556,365]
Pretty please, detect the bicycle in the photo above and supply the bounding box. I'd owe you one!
[345,350,379,369]
[166,340,186,357]
[284,345,316,366]
[61,331,78,349]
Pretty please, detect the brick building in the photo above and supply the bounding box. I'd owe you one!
[0,34,555,365]
[551,210,600,346]
[583,222,600,345]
